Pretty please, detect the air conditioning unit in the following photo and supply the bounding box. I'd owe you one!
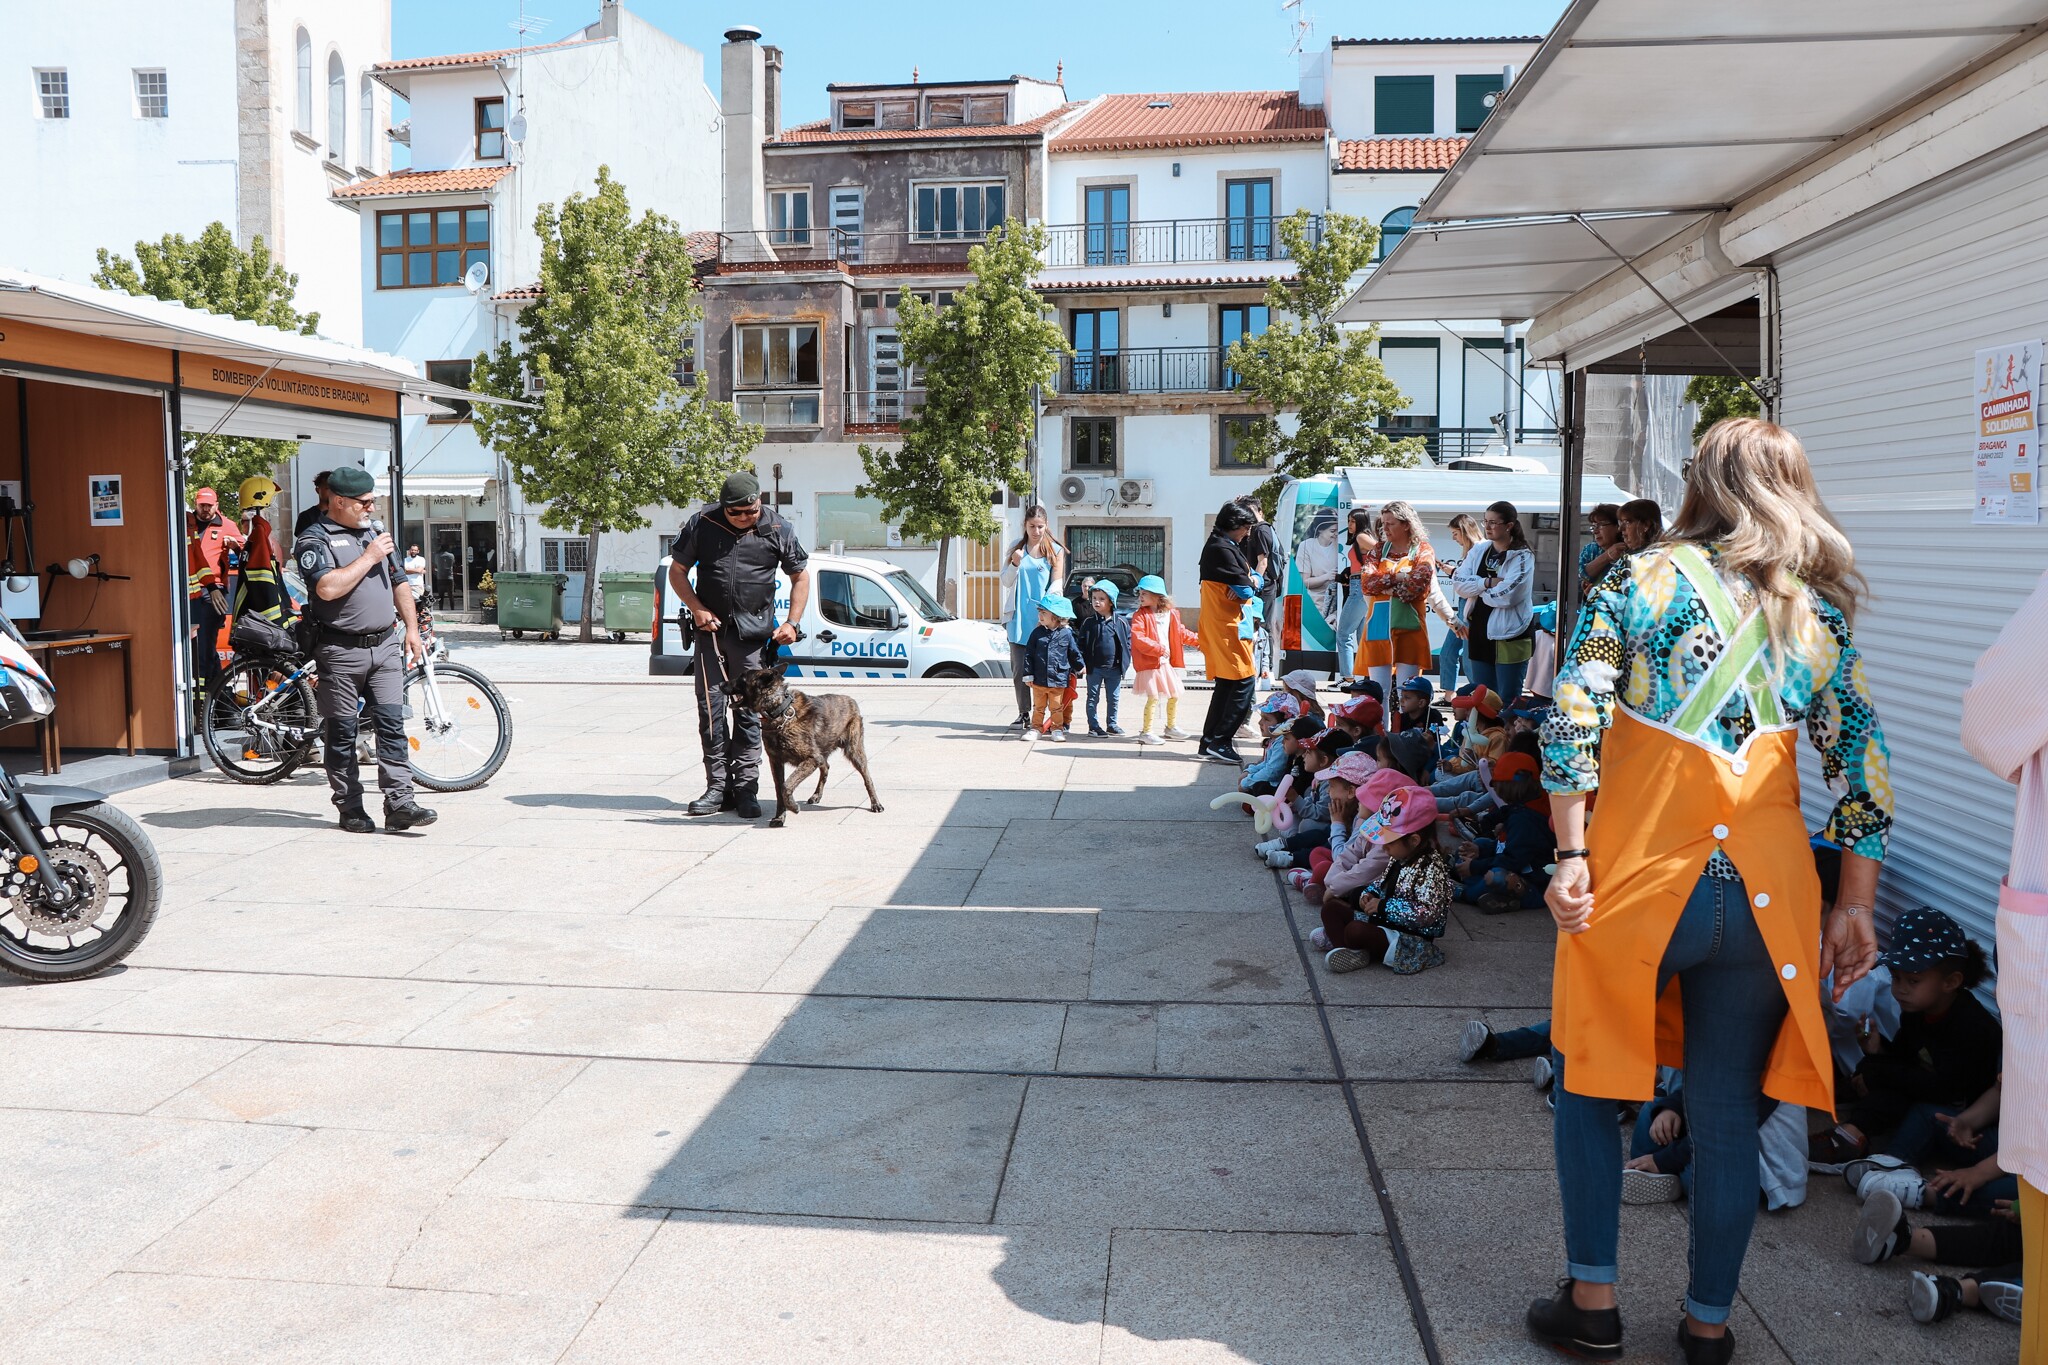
[1115,479,1154,508]
[523,367,545,398]
[1056,473,1097,506]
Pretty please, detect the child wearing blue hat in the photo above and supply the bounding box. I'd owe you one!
[1022,592,1085,741]
[1129,575,1197,745]
[1076,580,1132,736]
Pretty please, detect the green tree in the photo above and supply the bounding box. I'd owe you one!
[471,168,757,640]
[1223,211,1424,507]
[856,221,1066,598]
[1684,373,1763,442]
[93,222,317,514]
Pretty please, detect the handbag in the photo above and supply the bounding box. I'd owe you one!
[1390,599,1423,633]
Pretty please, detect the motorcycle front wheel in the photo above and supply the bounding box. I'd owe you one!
[0,802,162,982]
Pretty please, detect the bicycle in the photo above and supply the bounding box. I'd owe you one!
[202,617,513,792]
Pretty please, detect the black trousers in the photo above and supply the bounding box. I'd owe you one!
[191,593,227,700]
[694,626,767,792]
[313,635,414,809]
[1200,675,1257,751]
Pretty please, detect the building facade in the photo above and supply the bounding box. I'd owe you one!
[5,0,391,344]
[339,1,720,612]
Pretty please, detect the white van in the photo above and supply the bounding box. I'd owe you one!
[650,551,1012,680]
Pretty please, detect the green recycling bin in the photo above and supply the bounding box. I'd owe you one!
[494,571,567,640]
[600,571,656,641]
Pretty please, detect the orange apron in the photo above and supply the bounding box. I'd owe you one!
[1551,546,1835,1113]
[1199,579,1255,682]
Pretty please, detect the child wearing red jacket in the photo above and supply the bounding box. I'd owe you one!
[1130,575,1198,745]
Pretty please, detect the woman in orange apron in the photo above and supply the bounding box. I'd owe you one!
[1196,500,1259,764]
[1528,419,1890,1364]
[1352,499,1437,697]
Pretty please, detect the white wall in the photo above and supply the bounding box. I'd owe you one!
[1320,41,1538,142]
[1046,145,1328,228]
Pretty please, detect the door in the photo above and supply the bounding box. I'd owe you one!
[830,187,864,263]
[1084,185,1130,266]
[431,526,463,609]
[869,329,902,421]
[1069,309,1120,394]
[1220,303,1269,390]
[803,568,910,677]
[1226,178,1274,260]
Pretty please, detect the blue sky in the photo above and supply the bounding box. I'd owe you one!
[394,0,1571,126]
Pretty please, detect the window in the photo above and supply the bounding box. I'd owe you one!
[134,70,168,119]
[1378,206,1417,261]
[34,69,68,120]
[360,75,376,169]
[966,94,1007,125]
[1378,336,1441,432]
[294,29,312,133]
[674,323,702,388]
[541,538,589,574]
[327,51,346,161]
[1375,75,1433,135]
[1084,185,1130,266]
[768,187,810,245]
[817,495,932,551]
[1218,415,1268,470]
[817,568,903,626]
[1225,179,1274,260]
[925,96,965,127]
[838,97,914,130]
[375,206,490,289]
[1069,309,1120,394]
[424,360,473,422]
[475,97,506,159]
[1457,74,1504,134]
[1070,417,1116,471]
[913,181,1006,240]
[736,323,821,427]
[1220,304,1269,388]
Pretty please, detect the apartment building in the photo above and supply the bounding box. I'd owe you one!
[339,1,720,612]
[5,0,391,343]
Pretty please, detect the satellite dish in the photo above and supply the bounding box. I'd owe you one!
[463,260,490,294]
[507,112,528,143]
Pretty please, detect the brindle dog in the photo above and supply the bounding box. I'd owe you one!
[732,663,884,828]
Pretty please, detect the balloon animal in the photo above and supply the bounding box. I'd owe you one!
[1208,774,1297,834]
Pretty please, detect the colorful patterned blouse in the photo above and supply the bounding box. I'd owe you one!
[1541,543,1892,862]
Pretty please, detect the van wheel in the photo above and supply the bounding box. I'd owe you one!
[924,663,976,680]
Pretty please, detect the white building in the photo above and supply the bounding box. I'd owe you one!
[341,0,720,612]
[4,1,391,344]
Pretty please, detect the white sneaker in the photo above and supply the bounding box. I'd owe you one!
[1980,1278,2025,1325]
[1264,848,1294,869]
[1620,1167,1684,1204]
[1530,1056,1555,1092]
[1858,1167,1926,1210]
[1309,927,1331,952]
[1853,1188,1909,1265]
[1051,728,1068,743]
[1843,1153,1910,1196]
[1253,838,1284,859]
[1163,727,1193,741]
[1136,731,1165,746]
[1325,946,1368,973]
[1457,1020,1492,1063]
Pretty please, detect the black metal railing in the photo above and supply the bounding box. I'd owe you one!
[717,227,992,270]
[1056,347,1247,395]
[843,388,926,426]
[1041,215,1320,269]
[1378,426,1564,465]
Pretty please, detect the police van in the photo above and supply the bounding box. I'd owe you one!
[650,551,1012,680]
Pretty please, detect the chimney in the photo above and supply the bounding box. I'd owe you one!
[762,45,782,141]
[721,26,770,260]
[596,0,621,39]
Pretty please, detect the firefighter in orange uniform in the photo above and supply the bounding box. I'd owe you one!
[186,485,245,704]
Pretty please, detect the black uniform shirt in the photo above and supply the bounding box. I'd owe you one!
[672,505,808,637]
[293,518,398,634]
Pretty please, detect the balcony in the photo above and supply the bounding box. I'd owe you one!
[1055,347,1241,396]
[1380,426,1565,466]
[715,227,985,272]
[844,388,926,431]
[1042,215,1321,270]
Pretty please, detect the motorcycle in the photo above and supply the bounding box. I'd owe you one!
[0,612,162,982]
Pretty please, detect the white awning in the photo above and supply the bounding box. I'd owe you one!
[375,472,494,500]
[180,393,394,451]
[1427,0,2048,222]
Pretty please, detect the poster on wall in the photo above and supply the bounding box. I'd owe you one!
[88,475,124,527]
[1973,341,2042,526]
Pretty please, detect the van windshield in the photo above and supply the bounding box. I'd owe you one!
[887,570,953,622]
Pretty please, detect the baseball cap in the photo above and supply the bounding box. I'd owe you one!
[1492,752,1540,784]
[1399,677,1435,698]
[1452,684,1503,719]
[1333,696,1383,731]
[719,470,762,506]
[1360,786,1439,844]
[1260,691,1304,718]
[1357,767,1411,812]
[193,486,218,505]
[1882,907,1973,974]
[1037,592,1075,619]
[1505,694,1551,721]
[1313,751,1379,786]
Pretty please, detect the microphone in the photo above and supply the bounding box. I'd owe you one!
[371,519,386,536]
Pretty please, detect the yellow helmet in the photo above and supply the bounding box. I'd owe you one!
[238,475,280,511]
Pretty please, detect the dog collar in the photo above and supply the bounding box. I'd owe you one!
[758,693,797,723]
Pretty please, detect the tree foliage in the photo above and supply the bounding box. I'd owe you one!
[470,167,757,639]
[1223,211,1424,506]
[1684,373,1763,442]
[93,222,316,514]
[857,221,1065,589]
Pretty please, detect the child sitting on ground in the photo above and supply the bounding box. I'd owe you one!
[1854,1183,2025,1328]
[1390,676,1437,735]
[1076,580,1132,737]
[1847,1076,2014,1219]
[1433,685,1507,795]
[1451,751,1555,912]
[1243,714,1317,797]
[1810,907,2002,1168]
[1327,696,1383,751]
[1296,760,1401,908]
[1620,1074,1808,1211]
[1256,729,1344,869]
[1378,729,1437,788]
[1129,575,1197,745]
[1022,593,1084,741]
[1309,784,1451,975]
[1276,669,1325,723]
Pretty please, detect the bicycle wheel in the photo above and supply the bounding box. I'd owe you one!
[404,658,513,791]
[203,656,318,784]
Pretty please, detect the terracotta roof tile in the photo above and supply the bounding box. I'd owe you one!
[772,103,1083,144]
[375,36,592,73]
[332,166,514,200]
[1334,137,1469,173]
[1051,92,1325,153]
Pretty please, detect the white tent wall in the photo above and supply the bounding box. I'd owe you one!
[1775,134,2048,952]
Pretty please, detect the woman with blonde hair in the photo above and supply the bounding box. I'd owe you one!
[1353,500,1454,699]
[1528,418,1890,1364]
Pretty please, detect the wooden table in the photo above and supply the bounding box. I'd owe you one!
[25,633,136,775]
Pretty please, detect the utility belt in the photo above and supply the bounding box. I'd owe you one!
[304,621,395,650]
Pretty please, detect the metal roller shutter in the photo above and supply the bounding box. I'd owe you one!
[1776,138,2048,954]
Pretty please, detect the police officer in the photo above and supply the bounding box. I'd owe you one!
[291,465,437,834]
[669,471,809,818]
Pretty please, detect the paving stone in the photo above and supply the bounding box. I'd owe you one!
[406,910,812,991]
[972,819,1276,913]
[1326,1005,1555,1082]
[1089,911,1312,1003]
[455,815,750,851]
[132,900,501,978]
[1356,1080,1556,1171]
[634,861,983,913]
[389,1193,663,1302]
[562,1213,1106,1365]
[76,970,481,1045]
[0,972,158,1028]
[761,905,1097,1000]
[1052,784,1244,821]
[1308,939,1555,1009]
[400,846,709,912]
[398,981,799,1061]
[0,1028,251,1113]
[754,994,1067,1071]
[463,1058,1026,1222]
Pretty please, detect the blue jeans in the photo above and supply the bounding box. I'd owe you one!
[1493,1021,1552,1061]
[1467,654,1527,705]
[1553,873,1788,1325]
[1335,587,1368,677]
[1438,628,1465,692]
[1086,669,1122,731]
[1886,1103,2020,1216]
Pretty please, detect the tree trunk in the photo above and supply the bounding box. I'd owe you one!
[577,526,601,643]
[936,535,952,615]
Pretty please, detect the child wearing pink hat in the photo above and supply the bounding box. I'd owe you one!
[1311,783,1453,975]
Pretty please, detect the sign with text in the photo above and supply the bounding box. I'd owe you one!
[1974,340,2042,525]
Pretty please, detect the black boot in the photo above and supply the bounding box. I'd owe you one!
[337,806,376,834]
[1676,1321,1735,1365]
[384,798,438,831]
[686,779,727,816]
[1525,1280,1623,1361]
[731,784,763,819]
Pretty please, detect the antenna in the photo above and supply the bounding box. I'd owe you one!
[463,260,490,295]
[508,7,550,45]
[1280,0,1314,56]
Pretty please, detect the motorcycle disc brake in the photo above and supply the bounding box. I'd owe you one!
[11,845,112,937]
